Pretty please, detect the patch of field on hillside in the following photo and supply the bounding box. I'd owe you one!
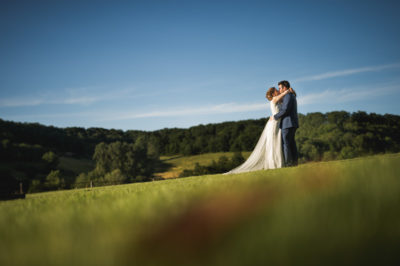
[58,156,95,176]
[1,153,399,266]
[155,151,251,178]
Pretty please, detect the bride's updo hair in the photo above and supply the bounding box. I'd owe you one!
[266,87,276,101]
[289,87,297,97]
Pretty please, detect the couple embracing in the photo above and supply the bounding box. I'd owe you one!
[225,80,298,174]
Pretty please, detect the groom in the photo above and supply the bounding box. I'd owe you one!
[270,80,299,167]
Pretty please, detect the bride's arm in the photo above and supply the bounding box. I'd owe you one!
[272,89,290,103]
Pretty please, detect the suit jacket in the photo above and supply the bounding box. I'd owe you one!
[273,93,299,129]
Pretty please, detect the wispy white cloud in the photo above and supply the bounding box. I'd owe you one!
[2,102,270,122]
[294,63,400,82]
[100,102,268,121]
[2,63,398,108]
[298,84,399,106]
[0,78,234,108]
[4,83,399,129]
[0,98,45,107]
[0,86,160,107]
[0,86,102,107]
[101,84,399,121]
[0,95,101,107]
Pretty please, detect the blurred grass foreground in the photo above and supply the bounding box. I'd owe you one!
[1,153,400,266]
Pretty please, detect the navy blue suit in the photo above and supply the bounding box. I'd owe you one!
[274,93,299,166]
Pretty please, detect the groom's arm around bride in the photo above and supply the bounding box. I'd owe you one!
[271,80,299,167]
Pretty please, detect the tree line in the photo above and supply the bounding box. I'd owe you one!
[1,111,399,193]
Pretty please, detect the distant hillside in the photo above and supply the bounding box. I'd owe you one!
[1,110,399,158]
[1,111,400,193]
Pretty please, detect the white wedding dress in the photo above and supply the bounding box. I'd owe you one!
[224,101,284,174]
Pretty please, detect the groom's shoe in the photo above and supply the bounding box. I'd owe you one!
[285,161,297,167]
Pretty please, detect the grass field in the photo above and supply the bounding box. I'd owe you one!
[1,153,400,266]
[155,151,251,178]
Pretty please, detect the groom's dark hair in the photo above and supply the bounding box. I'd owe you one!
[278,80,290,89]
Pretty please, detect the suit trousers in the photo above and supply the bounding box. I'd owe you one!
[281,127,298,166]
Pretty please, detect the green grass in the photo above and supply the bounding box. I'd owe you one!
[156,151,251,178]
[1,153,400,266]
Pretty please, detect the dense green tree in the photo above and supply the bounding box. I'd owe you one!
[42,151,59,170]
[92,141,155,183]
[74,173,90,188]
[44,170,65,190]
[103,169,127,184]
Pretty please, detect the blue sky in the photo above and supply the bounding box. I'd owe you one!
[1,0,400,131]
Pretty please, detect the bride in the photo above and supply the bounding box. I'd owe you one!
[224,87,293,174]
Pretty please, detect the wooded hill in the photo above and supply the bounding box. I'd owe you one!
[1,111,399,193]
